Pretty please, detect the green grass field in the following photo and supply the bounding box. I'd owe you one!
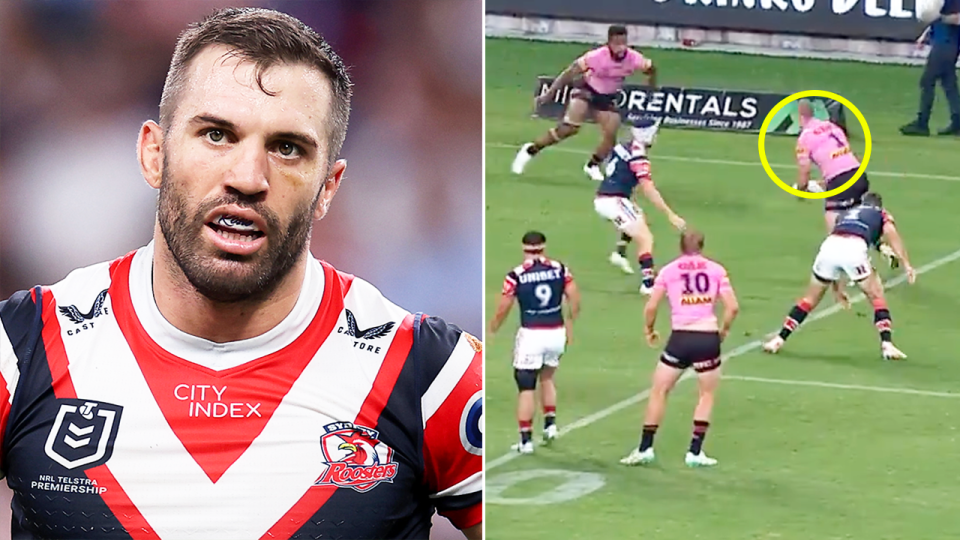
[485,38,960,540]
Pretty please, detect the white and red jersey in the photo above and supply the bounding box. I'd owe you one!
[0,242,482,539]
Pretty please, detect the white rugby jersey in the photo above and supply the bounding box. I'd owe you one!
[0,243,482,539]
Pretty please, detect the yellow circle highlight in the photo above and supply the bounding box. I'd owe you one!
[757,90,871,200]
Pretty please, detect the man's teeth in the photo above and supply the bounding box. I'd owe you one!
[217,215,260,232]
[216,229,257,243]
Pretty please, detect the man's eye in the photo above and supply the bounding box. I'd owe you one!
[206,129,225,143]
[278,142,300,157]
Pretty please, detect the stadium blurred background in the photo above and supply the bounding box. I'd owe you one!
[0,0,481,538]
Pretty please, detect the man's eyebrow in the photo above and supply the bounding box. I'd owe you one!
[188,114,319,150]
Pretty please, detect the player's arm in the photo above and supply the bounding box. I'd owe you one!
[563,274,581,343]
[882,220,914,279]
[488,274,517,336]
[642,60,657,88]
[417,317,482,535]
[640,179,685,230]
[538,58,588,103]
[795,141,812,191]
[717,274,740,340]
[0,289,38,474]
[643,286,666,346]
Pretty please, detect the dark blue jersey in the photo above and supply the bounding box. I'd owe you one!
[502,257,572,329]
[596,142,652,198]
[832,204,894,247]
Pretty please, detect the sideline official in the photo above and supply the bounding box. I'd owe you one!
[901,0,960,136]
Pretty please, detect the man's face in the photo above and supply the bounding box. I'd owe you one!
[608,35,628,60]
[157,45,337,303]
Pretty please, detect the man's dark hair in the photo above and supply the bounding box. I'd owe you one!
[159,7,353,163]
[863,192,883,207]
[522,231,547,251]
[608,25,628,40]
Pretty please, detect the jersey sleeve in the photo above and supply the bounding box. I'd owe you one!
[882,209,895,225]
[576,47,601,72]
[563,265,574,285]
[629,158,652,185]
[416,316,482,530]
[717,268,732,294]
[502,271,518,297]
[652,265,669,292]
[631,49,653,72]
[0,289,40,474]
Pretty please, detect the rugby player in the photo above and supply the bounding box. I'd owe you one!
[0,8,481,539]
[620,230,739,468]
[488,231,581,454]
[762,192,915,360]
[594,118,686,294]
[512,25,657,181]
[794,101,899,269]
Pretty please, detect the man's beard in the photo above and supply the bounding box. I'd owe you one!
[157,165,319,304]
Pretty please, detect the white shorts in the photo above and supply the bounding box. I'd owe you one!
[812,234,872,282]
[593,196,642,232]
[513,327,566,371]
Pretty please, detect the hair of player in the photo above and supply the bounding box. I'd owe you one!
[159,7,353,165]
[680,229,705,254]
[608,25,628,40]
[522,231,547,253]
[797,99,813,118]
[863,192,883,207]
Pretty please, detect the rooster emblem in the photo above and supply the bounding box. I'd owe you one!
[343,309,394,340]
[315,421,399,492]
[337,430,381,466]
[58,289,109,324]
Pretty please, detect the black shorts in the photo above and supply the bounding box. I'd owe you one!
[569,84,618,114]
[824,169,869,212]
[660,330,722,373]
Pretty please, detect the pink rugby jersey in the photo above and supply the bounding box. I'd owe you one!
[795,118,860,181]
[653,254,732,330]
[576,46,651,95]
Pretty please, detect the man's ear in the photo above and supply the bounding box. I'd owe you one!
[314,159,346,221]
[139,120,164,189]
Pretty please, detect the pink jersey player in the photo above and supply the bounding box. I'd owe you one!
[795,117,860,182]
[577,46,651,95]
[622,231,739,469]
[654,254,733,332]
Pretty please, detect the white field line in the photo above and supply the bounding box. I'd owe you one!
[723,375,960,399]
[487,247,960,470]
[486,142,960,182]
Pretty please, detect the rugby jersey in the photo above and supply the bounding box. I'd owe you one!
[0,242,482,539]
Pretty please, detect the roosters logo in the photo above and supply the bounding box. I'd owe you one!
[314,422,399,493]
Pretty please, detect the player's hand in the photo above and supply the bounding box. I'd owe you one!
[534,94,549,108]
[905,265,916,284]
[669,214,686,231]
[719,328,729,342]
[644,328,659,347]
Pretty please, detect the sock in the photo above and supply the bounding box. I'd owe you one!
[778,299,812,340]
[586,153,604,168]
[616,233,631,257]
[639,424,658,452]
[689,420,710,455]
[543,406,556,429]
[527,143,542,156]
[519,420,533,444]
[873,299,892,343]
[638,252,655,288]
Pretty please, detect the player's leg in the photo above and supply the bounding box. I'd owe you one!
[687,352,722,467]
[583,109,620,181]
[513,368,538,454]
[623,212,657,294]
[620,359,684,466]
[608,232,634,274]
[851,264,908,360]
[512,98,588,175]
[764,238,840,353]
[538,365,558,442]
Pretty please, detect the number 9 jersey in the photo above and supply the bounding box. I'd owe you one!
[501,257,573,371]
